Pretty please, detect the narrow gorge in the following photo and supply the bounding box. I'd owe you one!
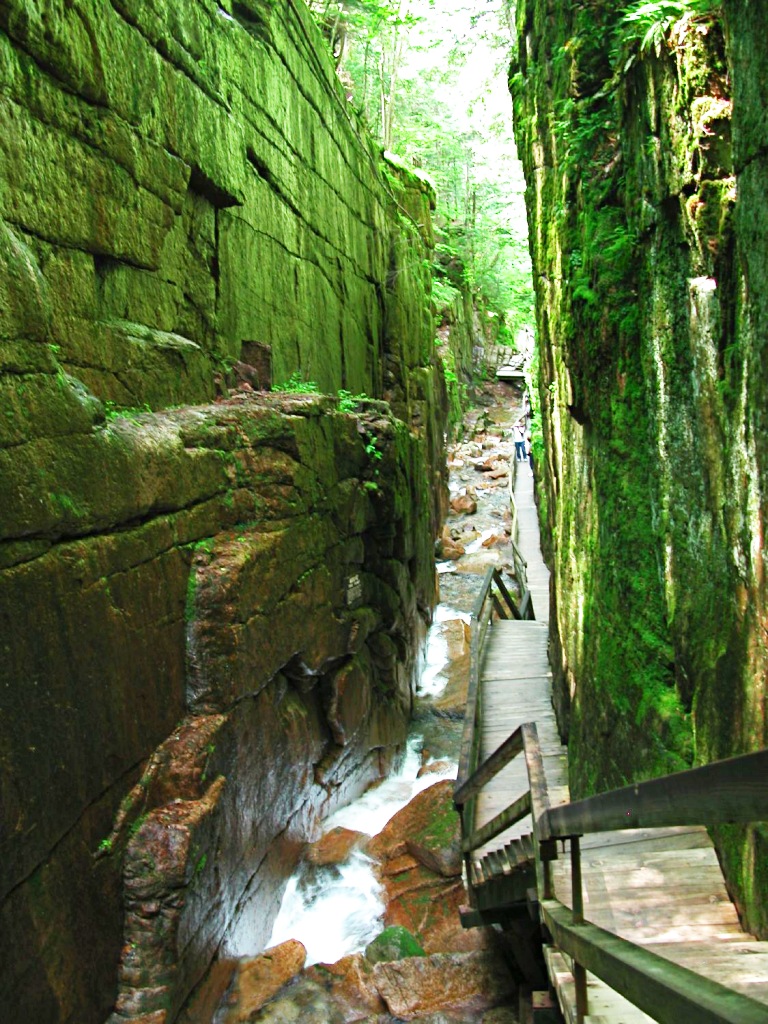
[0,2,467,1020]
[2,1,767,1023]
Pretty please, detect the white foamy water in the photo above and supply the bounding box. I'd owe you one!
[267,849,386,966]
[267,613,461,967]
[417,603,470,698]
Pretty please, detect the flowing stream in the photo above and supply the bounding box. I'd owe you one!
[267,605,465,966]
[266,389,518,972]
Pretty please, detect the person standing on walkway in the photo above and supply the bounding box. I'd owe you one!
[513,420,526,461]
[526,433,534,478]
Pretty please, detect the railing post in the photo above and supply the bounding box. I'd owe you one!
[542,856,552,900]
[571,835,588,1022]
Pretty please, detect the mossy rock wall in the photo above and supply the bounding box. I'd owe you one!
[512,0,767,936]
[0,2,453,1021]
[0,0,446,406]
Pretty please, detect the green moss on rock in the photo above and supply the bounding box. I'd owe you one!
[513,0,767,935]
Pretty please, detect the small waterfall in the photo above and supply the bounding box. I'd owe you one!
[267,611,462,966]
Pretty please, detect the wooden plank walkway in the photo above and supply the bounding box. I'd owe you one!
[472,458,768,1022]
[475,461,567,862]
[512,460,549,625]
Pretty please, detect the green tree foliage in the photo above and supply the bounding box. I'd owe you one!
[308,0,534,346]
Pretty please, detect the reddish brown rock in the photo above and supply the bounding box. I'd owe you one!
[372,949,516,1019]
[378,851,419,878]
[366,781,493,955]
[305,952,386,1018]
[383,865,473,954]
[306,826,369,866]
[442,619,471,660]
[481,532,509,549]
[416,759,455,779]
[450,492,478,515]
[368,780,461,877]
[220,940,307,1022]
[436,526,466,560]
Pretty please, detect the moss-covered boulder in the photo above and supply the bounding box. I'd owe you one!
[364,925,426,965]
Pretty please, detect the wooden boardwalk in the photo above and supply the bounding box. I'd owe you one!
[512,460,549,625]
[475,461,568,862]
[471,460,768,1022]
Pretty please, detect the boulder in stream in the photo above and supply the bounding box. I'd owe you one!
[365,925,426,964]
[372,949,516,1020]
[436,527,466,560]
[450,492,478,515]
[219,939,307,1022]
[367,780,460,875]
[365,780,491,955]
[305,953,386,1019]
[306,826,370,866]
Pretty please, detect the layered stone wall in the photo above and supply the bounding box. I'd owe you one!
[0,1,455,1021]
[512,0,767,934]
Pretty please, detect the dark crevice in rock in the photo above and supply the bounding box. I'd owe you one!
[231,2,273,46]
[0,492,225,559]
[189,165,242,210]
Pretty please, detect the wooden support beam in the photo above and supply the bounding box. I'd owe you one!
[491,591,507,620]
[522,723,550,835]
[492,569,519,618]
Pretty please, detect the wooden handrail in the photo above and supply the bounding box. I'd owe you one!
[459,722,768,1023]
[456,571,768,1024]
[541,899,768,1024]
[541,749,768,840]
[455,562,537,909]
[455,725,524,807]
[456,566,533,790]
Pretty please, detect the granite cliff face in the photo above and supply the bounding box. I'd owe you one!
[512,0,767,935]
[0,2,462,1021]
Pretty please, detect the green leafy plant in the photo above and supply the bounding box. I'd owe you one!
[620,0,719,56]
[271,372,320,394]
[337,389,369,412]
[431,276,461,313]
[364,435,383,462]
[104,400,153,422]
[129,813,148,837]
[360,430,383,493]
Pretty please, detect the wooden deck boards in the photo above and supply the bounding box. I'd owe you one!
[469,459,768,1022]
[474,460,561,861]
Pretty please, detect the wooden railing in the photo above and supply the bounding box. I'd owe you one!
[457,709,768,1024]
[538,749,768,1024]
[455,563,535,893]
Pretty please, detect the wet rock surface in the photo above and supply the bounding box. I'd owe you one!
[372,949,516,1020]
[306,828,369,867]
[218,941,307,1023]
[209,386,529,1024]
